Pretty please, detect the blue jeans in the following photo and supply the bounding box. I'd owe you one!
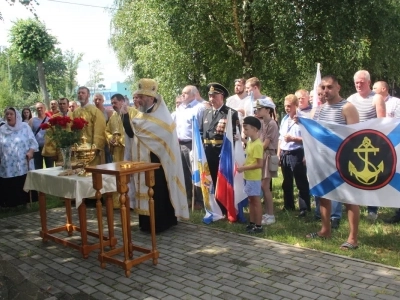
[368,206,378,214]
[314,197,342,220]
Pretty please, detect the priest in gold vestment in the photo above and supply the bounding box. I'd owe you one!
[72,86,106,165]
[105,93,127,208]
[124,79,189,233]
[105,94,126,163]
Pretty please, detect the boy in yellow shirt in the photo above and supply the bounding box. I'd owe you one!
[238,116,264,233]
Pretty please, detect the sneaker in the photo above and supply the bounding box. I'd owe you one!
[245,223,255,230]
[261,215,276,225]
[297,210,307,218]
[247,226,263,234]
[367,212,378,222]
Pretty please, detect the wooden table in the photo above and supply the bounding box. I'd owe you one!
[85,161,161,277]
[24,167,118,258]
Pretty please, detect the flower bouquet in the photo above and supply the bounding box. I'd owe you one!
[40,116,88,148]
[40,116,88,170]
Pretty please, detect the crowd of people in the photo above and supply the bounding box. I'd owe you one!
[172,71,400,249]
[0,71,399,250]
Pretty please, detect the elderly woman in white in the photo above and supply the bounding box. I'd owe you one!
[0,107,38,208]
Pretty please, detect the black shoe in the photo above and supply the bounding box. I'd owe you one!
[247,226,263,234]
[383,216,400,224]
[331,218,340,229]
[245,223,255,230]
[298,210,307,218]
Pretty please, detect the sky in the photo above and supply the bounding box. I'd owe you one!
[0,0,128,88]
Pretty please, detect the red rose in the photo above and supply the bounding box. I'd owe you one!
[71,117,88,130]
[40,123,51,130]
[48,116,60,126]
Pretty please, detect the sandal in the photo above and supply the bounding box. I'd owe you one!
[306,232,327,239]
[340,241,358,250]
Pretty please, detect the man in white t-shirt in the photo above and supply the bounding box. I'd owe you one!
[226,78,247,120]
[372,80,400,118]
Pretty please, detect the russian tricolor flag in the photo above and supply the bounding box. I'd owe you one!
[192,116,224,224]
[215,110,248,222]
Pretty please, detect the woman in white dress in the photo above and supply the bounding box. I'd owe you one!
[0,107,38,208]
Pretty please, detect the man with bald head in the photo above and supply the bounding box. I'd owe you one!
[373,81,400,118]
[68,101,78,112]
[373,81,400,224]
[347,70,386,222]
[46,100,60,117]
[295,89,312,118]
[174,85,205,209]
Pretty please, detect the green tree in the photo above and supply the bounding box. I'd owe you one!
[9,48,67,99]
[64,49,83,99]
[1,0,38,20]
[86,59,104,94]
[9,18,57,107]
[110,0,400,111]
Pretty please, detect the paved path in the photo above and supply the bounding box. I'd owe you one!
[1,207,400,300]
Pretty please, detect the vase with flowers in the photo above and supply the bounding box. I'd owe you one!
[40,116,88,170]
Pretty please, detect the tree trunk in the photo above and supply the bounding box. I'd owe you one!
[241,0,255,78]
[37,59,50,107]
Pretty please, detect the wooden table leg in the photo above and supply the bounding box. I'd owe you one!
[145,170,158,265]
[117,174,130,277]
[92,173,105,265]
[104,192,115,250]
[125,175,133,259]
[64,198,73,236]
[78,199,89,258]
[38,192,48,242]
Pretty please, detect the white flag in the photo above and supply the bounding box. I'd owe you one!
[312,63,322,108]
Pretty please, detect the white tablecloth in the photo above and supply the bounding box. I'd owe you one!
[23,167,117,208]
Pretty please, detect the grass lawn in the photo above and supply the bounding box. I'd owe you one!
[0,195,63,219]
[189,171,400,268]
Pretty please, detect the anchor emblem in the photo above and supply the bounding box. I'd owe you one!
[348,137,384,185]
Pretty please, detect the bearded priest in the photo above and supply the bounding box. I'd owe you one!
[72,86,106,165]
[124,78,189,233]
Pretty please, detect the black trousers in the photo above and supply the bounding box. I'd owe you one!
[34,146,54,170]
[205,145,227,215]
[280,148,310,211]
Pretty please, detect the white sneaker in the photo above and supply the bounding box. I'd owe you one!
[367,212,378,221]
[261,215,276,225]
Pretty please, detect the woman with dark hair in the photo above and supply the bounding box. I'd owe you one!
[0,107,38,208]
[21,108,32,123]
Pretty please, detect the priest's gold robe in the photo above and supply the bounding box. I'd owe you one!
[72,104,106,165]
[105,112,125,163]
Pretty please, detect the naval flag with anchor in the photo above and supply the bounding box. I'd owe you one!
[298,117,400,207]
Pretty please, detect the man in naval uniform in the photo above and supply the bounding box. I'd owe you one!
[200,82,239,214]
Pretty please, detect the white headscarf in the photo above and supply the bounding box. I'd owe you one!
[1,107,23,135]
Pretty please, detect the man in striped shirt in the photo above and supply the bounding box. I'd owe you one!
[347,70,386,222]
[306,75,360,250]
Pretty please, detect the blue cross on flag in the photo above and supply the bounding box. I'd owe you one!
[299,117,400,207]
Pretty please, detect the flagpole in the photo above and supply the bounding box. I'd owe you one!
[191,184,195,212]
